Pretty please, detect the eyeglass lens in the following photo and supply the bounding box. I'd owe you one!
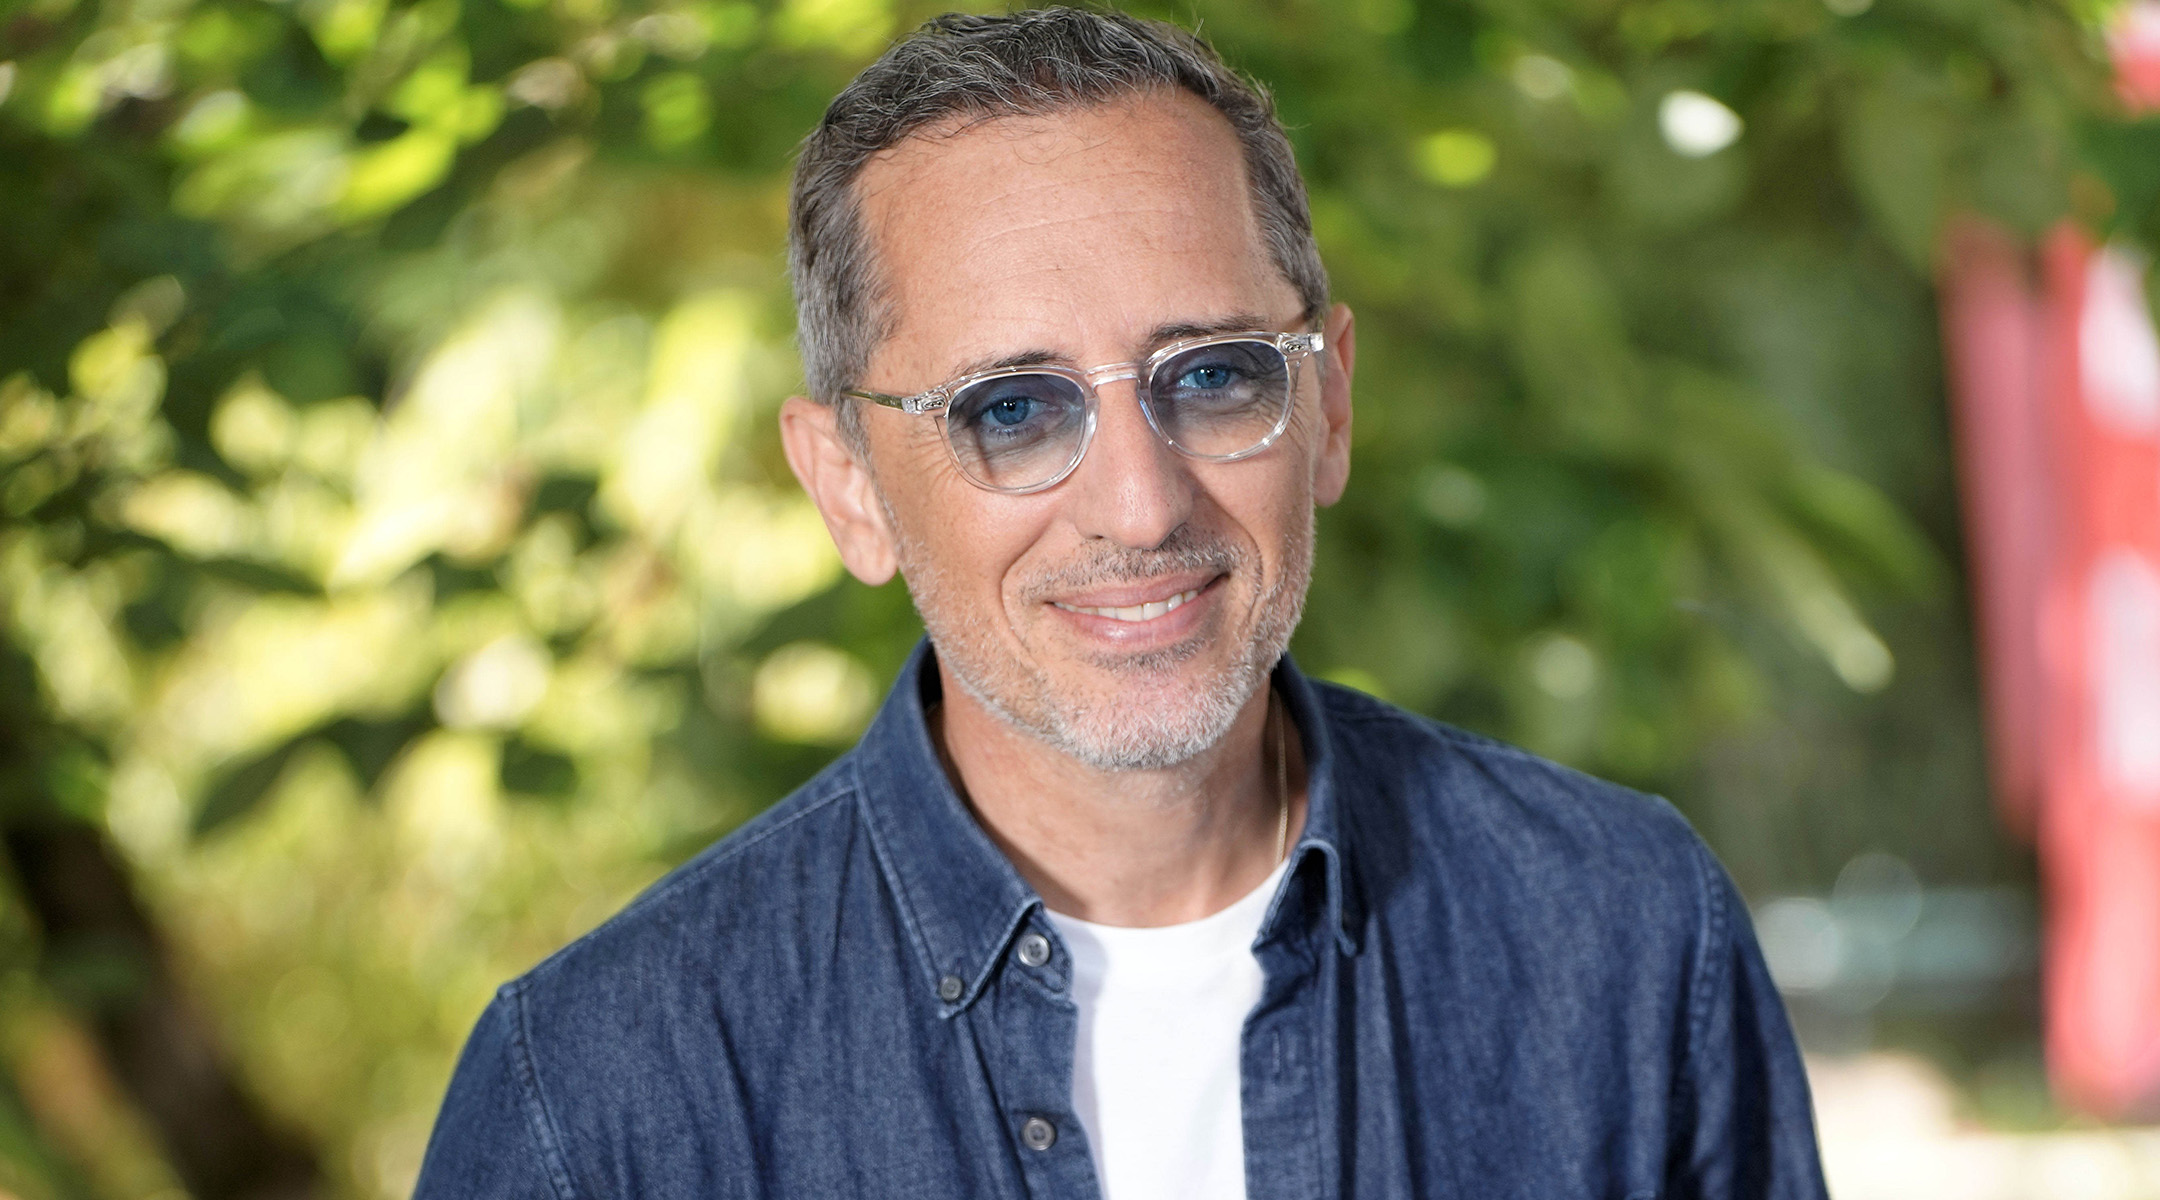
[942,339,1296,492]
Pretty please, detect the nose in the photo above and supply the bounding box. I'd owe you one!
[1065,378,1194,549]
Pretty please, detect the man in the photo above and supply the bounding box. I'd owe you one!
[416,9,1828,1198]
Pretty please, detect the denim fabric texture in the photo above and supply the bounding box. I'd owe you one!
[415,640,1829,1199]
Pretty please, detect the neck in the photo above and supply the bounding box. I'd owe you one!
[928,662,1306,927]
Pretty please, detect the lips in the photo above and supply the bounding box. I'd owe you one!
[1050,586,1204,623]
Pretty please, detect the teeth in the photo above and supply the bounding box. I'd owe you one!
[1054,587,1202,622]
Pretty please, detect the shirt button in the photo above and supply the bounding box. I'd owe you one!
[1016,932,1051,968]
[1020,1116,1057,1151]
[937,974,964,1002]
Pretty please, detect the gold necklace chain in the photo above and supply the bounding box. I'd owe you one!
[1272,689,1290,866]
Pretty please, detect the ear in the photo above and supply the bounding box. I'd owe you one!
[779,397,899,585]
[1312,302,1356,507]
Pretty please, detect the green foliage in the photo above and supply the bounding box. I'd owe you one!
[0,0,2126,1192]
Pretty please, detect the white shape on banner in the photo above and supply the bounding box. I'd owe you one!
[2080,248,2160,435]
[2089,549,2160,805]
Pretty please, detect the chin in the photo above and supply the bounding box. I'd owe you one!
[943,633,1275,772]
[980,675,1254,772]
[905,510,1316,772]
[1054,661,1261,771]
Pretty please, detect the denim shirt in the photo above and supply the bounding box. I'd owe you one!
[415,642,1828,1199]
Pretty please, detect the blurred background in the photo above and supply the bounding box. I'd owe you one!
[3,0,2159,1195]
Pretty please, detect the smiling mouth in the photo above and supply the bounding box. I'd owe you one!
[1050,586,1205,623]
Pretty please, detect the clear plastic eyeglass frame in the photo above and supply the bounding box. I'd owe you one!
[841,329,1324,495]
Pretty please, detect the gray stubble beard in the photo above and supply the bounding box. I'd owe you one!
[889,506,1314,772]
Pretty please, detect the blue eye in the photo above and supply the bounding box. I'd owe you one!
[985,397,1036,427]
[1178,364,1239,390]
[1154,341,1282,405]
[948,373,1086,451]
[1146,340,1293,453]
[945,372,1088,488]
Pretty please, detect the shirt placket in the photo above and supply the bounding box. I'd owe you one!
[1242,882,1336,1200]
[980,916,1105,1199]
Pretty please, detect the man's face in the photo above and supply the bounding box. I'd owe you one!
[831,90,1353,770]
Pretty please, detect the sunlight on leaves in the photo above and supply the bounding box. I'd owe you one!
[753,642,875,745]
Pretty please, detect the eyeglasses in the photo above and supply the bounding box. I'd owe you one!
[844,330,1324,494]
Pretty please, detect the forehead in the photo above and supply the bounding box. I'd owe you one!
[853,90,1292,374]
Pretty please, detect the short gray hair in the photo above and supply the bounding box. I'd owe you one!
[787,7,1329,444]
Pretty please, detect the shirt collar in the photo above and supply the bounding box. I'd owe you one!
[849,639,1361,1016]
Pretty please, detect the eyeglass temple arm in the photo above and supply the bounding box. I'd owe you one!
[842,387,948,416]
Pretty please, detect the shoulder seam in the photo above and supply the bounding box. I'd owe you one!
[1682,835,1727,1064]
[505,981,580,1200]
[1664,835,1726,1148]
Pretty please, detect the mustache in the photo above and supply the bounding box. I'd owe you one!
[1019,526,1242,601]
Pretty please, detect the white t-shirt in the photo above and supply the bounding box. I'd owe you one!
[1043,859,1290,1200]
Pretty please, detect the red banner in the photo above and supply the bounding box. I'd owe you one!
[1940,0,2160,1118]
[1943,224,2160,1116]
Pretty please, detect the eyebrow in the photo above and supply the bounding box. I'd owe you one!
[943,312,1279,381]
[1145,313,1275,345]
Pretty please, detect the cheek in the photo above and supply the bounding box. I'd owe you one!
[869,416,968,529]
[881,451,1048,605]
[1278,384,1332,465]
[1251,460,1318,587]
[1194,458,1309,579]
[1257,477,1314,576]
[1250,410,1322,516]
